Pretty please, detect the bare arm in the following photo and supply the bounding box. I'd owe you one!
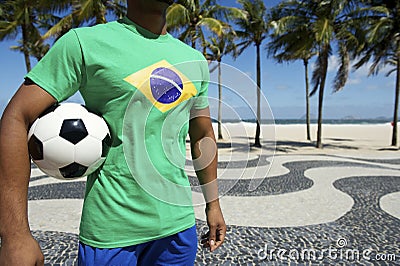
[0,81,56,266]
[189,107,226,252]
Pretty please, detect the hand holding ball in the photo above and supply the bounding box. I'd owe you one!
[28,103,112,179]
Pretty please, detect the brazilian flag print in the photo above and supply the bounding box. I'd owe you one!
[124,60,198,113]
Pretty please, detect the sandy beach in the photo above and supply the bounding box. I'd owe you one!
[275,123,397,154]
[216,122,399,155]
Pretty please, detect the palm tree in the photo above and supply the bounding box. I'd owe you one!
[0,0,42,71]
[353,0,400,146]
[206,30,238,140]
[10,37,50,61]
[268,5,317,141]
[43,0,126,40]
[270,0,359,148]
[0,0,75,71]
[166,0,244,55]
[234,0,269,148]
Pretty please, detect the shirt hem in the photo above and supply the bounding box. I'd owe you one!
[78,221,196,249]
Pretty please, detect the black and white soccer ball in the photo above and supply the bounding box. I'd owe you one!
[28,103,112,179]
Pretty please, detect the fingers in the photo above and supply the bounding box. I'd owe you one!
[208,223,217,252]
[200,226,226,252]
[200,231,209,248]
[202,205,227,252]
[211,227,225,252]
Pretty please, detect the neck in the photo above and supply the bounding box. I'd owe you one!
[127,2,168,35]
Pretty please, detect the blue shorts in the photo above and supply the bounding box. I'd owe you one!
[78,225,197,266]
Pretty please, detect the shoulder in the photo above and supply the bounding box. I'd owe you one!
[168,37,206,61]
[74,20,120,32]
[72,20,122,40]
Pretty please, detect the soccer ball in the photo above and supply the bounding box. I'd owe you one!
[28,103,112,179]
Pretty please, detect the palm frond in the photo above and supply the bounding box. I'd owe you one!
[166,3,189,32]
[385,68,396,77]
[0,20,18,40]
[198,17,223,36]
[313,17,333,45]
[333,43,350,93]
[42,13,73,39]
[234,0,268,57]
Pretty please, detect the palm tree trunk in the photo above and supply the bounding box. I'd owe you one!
[191,36,196,49]
[217,59,223,139]
[96,3,107,24]
[254,43,261,147]
[391,50,400,146]
[201,35,207,57]
[96,14,107,24]
[316,50,329,149]
[21,22,31,72]
[304,58,311,141]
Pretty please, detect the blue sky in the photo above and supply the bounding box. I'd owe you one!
[0,0,396,119]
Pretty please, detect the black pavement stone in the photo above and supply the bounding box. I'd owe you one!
[186,155,270,169]
[31,230,79,265]
[328,154,400,165]
[189,159,396,197]
[28,181,86,200]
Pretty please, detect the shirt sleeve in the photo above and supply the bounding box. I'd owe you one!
[191,53,210,110]
[25,29,85,102]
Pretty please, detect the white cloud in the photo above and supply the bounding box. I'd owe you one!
[346,77,361,85]
[350,62,371,77]
[310,55,339,73]
[311,56,393,77]
[327,55,339,73]
[350,58,394,77]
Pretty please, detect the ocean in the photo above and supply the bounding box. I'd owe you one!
[215,118,392,125]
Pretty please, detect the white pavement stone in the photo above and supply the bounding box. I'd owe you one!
[380,192,400,219]
[267,155,400,178]
[31,168,46,178]
[193,167,400,227]
[218,154,258,161]
[28,199,83,234]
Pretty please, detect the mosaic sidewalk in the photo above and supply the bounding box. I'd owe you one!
[26,149,400,265]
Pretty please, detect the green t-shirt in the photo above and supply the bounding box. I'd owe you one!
[26,17,209,248]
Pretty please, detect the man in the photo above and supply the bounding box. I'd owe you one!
[0,0,226,265]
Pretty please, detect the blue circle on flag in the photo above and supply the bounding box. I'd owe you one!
[150,67,183,104]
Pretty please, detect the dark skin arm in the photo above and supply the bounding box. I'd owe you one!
[189,107,226,252]
[0,82,56,266]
